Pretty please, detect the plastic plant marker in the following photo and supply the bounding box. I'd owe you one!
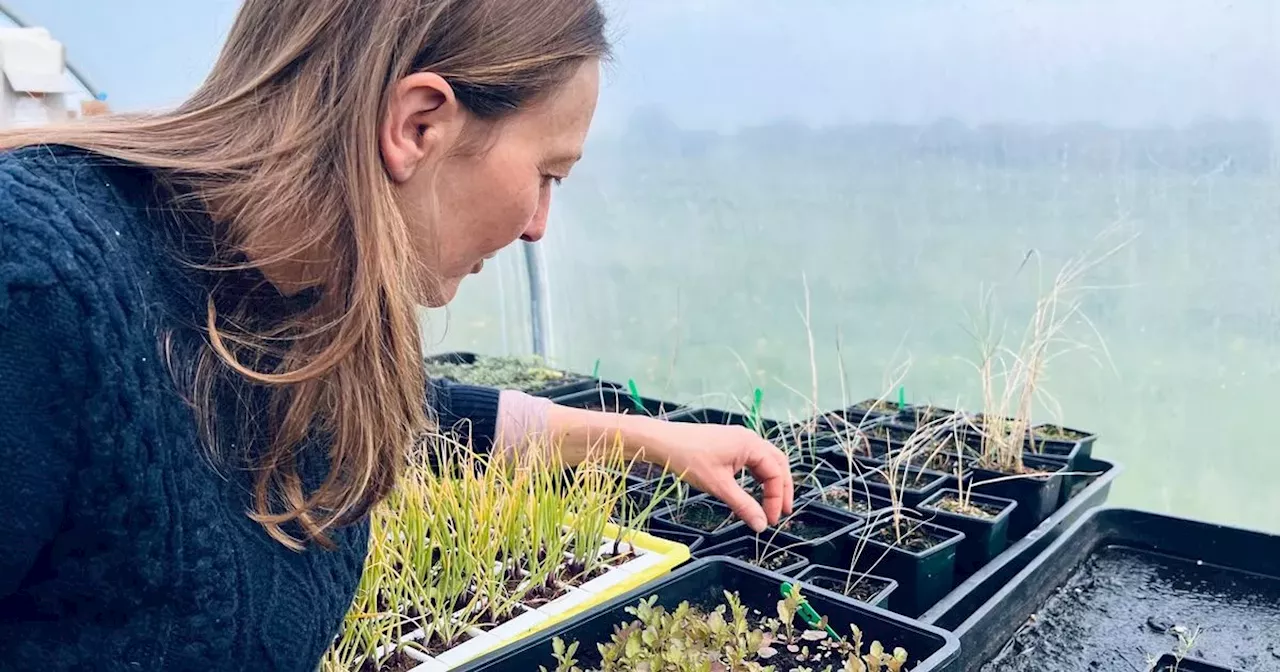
[627,379,646,413]
[751,388,764,434]
[898,386,906,408]
[592,359,600,379]
[780,582,843,642]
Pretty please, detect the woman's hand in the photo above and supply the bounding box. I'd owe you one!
[639,421,795,533]
[544,405,795,533]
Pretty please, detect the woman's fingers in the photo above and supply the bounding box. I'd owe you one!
[741,439,792,527]
[717,480,770,533]
[773,442,794,515]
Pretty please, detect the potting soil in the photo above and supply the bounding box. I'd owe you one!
[807,575,891,604]
[868,522,945,552]
[777,513,844,540]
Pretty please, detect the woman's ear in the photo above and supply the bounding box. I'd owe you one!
[380,72,463,183]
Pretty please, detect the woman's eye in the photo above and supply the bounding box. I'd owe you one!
[543,175,563,187]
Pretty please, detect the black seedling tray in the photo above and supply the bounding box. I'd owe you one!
[453,558,961,672]
[916,489,1017,580]
[951,507,1280,672]
[665,406,785,442]
[553,385,685,418]
[920,457,1120,631]
[423,351,615,398]
[793,563,899,611]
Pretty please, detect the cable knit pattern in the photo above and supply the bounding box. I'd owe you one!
[0,145,500,671]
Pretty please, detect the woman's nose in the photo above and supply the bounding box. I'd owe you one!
[520,216,547,242]
[521,189,551,242]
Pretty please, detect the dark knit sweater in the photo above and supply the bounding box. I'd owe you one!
[0,146,501,671]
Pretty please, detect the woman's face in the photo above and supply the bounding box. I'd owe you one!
[381,61,600,307]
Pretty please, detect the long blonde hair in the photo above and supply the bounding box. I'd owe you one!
[0,0,609,550]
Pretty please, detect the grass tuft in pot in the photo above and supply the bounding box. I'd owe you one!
[964,230,1130,477]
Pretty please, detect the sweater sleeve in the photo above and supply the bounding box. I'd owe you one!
[0,268,87,598]
[424,377,501,453]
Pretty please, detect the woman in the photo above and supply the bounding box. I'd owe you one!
[0,1,793,669]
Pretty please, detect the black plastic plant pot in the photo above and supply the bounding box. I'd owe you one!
[945,507,1280,672]
[920,457,1121,633]
[816,439,892,472]
[916,489,1017,580]
[789,459,849,499]
[793,563,899,611]
[774,429,847,458]
[965,453,1065,540]
[552,385,685,418]
[844,515,964,618]
[1023,437,1091,506]
[1151,654,1249,672]
[600,467,648,489]
[764,507,866,566]
[626,460,671,483]
[851,464,951,509]
[816,450,887,479]
[863,420,921,446]
[695,536,811,577]
[896,403,968,428]
[664,406,785,442]
[961,431,1083,509]
[623,481,681,516]
[805,480,897,518]
[650,495,749,547]
[819,446,891,478]
[453,558,961,672]
[1029,423,1098,460]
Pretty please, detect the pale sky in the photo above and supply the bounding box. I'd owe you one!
[13,0,1280,130]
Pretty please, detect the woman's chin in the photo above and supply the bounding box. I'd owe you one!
[420,277,464,308]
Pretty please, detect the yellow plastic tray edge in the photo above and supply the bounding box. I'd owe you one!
[446,524,688,668]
